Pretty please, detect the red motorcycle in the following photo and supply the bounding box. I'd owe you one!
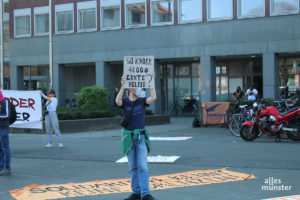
[240,102,300,142]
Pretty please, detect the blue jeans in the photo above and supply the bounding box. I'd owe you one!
[127,135,149,197]
[0,128,10,171]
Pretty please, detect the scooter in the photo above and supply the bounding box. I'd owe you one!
[240,101,300,142]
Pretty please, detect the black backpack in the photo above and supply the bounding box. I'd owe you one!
[8,100,17,124]
[0,99,17,124]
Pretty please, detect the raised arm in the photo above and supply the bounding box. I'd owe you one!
[40,90,51,102]
[146,72,156,105]
[115,76,125,107]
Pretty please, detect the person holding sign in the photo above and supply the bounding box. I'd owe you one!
[115,73,156,200]
[40,90,63,148]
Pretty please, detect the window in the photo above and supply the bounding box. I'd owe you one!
[279,57,300,95]
[101,0,121,29]
[270,0,299,15]
[125,0,146,27]
[34,6,49,36]
[151,0,174,25]
[216,65,228,101]
[77,1,97,32]
[55,3,74,34]
[14,8,31,37]
[178,0,202,23]
[238,0,265,18]
[207,0,233,21]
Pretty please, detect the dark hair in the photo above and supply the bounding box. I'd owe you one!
[49,89,55,95]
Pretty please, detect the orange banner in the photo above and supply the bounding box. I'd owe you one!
[9,169,255,200]
[263,195,300,200]
[202,102,230,125]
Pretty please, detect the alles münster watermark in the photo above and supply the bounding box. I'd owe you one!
[262,177,292,191]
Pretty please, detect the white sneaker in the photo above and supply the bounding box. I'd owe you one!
[59,143,64,148]
[46,143,53,148]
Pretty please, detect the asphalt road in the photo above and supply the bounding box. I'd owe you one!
[1,117,300,200]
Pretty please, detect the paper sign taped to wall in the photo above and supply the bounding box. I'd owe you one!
[124,56,154,88]
[2,90,42,129]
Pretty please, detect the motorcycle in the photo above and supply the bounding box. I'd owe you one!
[240,101,300,142]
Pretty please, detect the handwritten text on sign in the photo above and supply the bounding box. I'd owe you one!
[124,56,154,88]
[9,169,256,200]
[2,90,42,129]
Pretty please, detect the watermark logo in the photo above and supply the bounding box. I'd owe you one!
[262,177,292,191]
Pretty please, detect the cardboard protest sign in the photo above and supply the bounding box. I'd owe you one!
[124,56,154,88]
[2,90,42,129]
[202,102,230,125]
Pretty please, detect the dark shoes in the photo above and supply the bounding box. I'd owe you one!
[124,193,141,200]
[142,194,155,200]
[124,193,155,200]
[0,169,11,176]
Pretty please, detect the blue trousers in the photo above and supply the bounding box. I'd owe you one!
[127,135,150,198]
[0,128,10,171]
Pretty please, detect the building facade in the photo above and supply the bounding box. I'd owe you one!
[9,0,300,114]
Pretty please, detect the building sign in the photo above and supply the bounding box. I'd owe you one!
[9,168,256,200]
[2,90,42,129]
[124,56,154,88]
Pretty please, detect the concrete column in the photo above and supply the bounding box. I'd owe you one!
[95,61,109,88]
[200,56,216,102]
[153,60,162,114]
[10,65,24,90]
[263,53,279,99]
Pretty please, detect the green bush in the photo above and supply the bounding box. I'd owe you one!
[76,86,109,110]
[57,107,122,120]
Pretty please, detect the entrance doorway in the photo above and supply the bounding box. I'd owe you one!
[216,58,262,101]
[161,61,201,115]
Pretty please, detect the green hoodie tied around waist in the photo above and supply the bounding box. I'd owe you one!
[122,128,151,156]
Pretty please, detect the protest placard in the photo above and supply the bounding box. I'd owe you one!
[2,90,42,129]
[124,56,154,88]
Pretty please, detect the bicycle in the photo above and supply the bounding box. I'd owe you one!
[228,105,252,136]
[192,102,201,127]
[224,101,242,128]
[169,99,183,116]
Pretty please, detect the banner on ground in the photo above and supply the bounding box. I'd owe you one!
[9,168,256,200]
[123,55,154,88]
[202,102,230,125]
[2,90,42,129]
[263,195,300,200]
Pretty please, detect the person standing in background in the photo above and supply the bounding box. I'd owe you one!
[40,89,63,148]
[0,90,11,176]
[232,86,244,101]
[245,85,258,101]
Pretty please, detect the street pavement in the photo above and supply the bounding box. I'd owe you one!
[1,117,300,200]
